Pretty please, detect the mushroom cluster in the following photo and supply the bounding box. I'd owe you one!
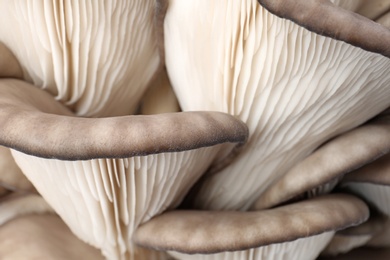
[0,0,389,260]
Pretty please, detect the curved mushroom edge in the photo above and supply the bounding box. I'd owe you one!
[257,0,390,58]
[253,116,390,210]
[133,194,369,254]
[0,42,23,79]
[0,79,249,160]
[341,153,390,185]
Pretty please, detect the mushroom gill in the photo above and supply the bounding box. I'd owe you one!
[163,0,390,212]
[0,0,160,117]
[0,1,249,259]
[0,78,247,259]
[254,114,390,210]
[0,214,104,259]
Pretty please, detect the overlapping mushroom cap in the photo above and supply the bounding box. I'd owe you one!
[164,0,390,212]
[0,1,249,259]
[0,0,160,117]
[0,0,389,259]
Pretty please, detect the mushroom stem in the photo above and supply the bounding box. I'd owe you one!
[0,79,248,160]
[257,0,390,58]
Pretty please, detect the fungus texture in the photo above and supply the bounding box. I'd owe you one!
[0,0,389,259]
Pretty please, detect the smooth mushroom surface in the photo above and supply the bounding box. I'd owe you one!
[332,0,390,21]
[134,194,368,259]
[0,213,104,260]
[164,0,390,212]
[135,194,368,253]
[322,214,387,256]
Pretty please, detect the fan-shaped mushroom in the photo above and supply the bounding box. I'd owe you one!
[164,0,390,213]
[0,1,249,259]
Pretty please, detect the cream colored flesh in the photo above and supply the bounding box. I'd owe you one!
[164,0,390,211]
[0,0,160,117]
[11,146,233,259]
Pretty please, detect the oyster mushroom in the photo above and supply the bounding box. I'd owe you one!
[0,214,104,260]
[0,0,160,117]
[163,0,390,212]
[254,114,390,210]
[321,213,387,256]
[0,77,247,259]
[0,1,249,259]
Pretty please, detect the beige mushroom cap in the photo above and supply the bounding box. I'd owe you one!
[0,77,248,259]
[322,214,387,256]
[0,214,104,260]
[164,0,390,211]
[0,0,160,117]
[134,194,368,254]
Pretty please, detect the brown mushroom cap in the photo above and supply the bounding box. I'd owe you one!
[0,79,248,160]
[257,0,390,58]
[322,214,387,256]
[332,0,390,21]
[343,153,390,185]
[254,116,390,210]
[134,194,368,254]
[0,193,54,226]
[168,232,334,260]
[165,0,390,212]
[0,0,161,117]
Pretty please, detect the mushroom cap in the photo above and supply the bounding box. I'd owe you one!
[0,146,34,193]
[0,42,23,79]
[164,0,390,211]
[343,152,390,186]
[168,233,334,260]
[0,0,160,117]
[322,214,387,256]
[332,0,390,21]
[0,79,248,160]
[340,151,390,215]
[1,78,248,259]
[259,0,390,57]
[254,115,390,210]
[0,214,104,260]
[134,194,368,254]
